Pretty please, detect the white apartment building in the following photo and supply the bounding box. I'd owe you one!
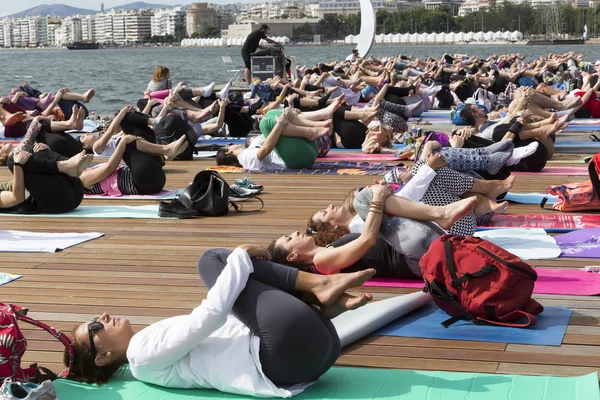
[237,1,309,20]
[315,0,398,18]
[458,0,480,16]
[151,7,185,37]
[82,15,95,41]
[1,22,11,47]
[125,11,152,42]
[113,13,126,43]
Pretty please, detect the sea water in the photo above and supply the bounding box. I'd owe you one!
[1,43,599,115]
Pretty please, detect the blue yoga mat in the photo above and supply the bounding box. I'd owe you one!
[375,303,572,346]
[503,192,557,205]
[199,138,246,145]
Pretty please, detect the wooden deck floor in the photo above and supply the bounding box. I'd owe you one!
[4,155,600,379]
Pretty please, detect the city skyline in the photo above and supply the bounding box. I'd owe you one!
[0,0,256,16]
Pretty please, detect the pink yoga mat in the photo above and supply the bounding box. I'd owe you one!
[84,189,178,200]
[512,166,588,176]
[364,268,600,296]
[317,153,400,161]
[481,214,600,232]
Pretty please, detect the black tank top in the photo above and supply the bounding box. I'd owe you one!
[329,234,418,279]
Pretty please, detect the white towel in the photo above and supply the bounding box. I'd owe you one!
[0,230,103,253]
[474,228,561,260]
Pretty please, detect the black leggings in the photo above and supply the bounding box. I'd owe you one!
[332,107,367,149]
[8,150,83,213]
[225,105,254,137]
[197,249,340,386]
[333,234,417,279]
[38,130,83,158]
[384,86,413,104]
[120,114,166,194]
[491,124,548,173]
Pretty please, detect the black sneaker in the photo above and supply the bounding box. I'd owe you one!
[158,199,199,219]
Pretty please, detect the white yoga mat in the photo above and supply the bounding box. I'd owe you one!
[0,272,21,286]
[474,228,561,260]
[66,120,99,134]
[332,292,431,347]
[0,230,104,253]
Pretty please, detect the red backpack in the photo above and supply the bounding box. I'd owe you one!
[420,235,544,328]
[0,303,74,384]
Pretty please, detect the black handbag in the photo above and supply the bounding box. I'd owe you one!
[159,171,263,218]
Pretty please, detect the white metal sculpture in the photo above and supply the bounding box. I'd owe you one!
[356,0,376,57]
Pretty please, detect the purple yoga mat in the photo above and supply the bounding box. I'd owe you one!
[364,268,600,296]
[555,227,600,258]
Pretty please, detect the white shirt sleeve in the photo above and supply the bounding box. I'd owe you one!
[127,248,254,369]
[238,148,263,171]
[395,165,436,202]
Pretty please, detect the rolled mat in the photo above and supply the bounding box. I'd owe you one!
[332,292,430,347]
[375,303,572,346]
[0,205,163,219]
[364,268,600,296]
[478,214,600,233]
[53,365,599,400]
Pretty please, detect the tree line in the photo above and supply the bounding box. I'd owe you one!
[292,2,598,41]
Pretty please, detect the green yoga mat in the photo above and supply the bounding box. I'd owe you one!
[0,205,164,219]
[54,366,599,400]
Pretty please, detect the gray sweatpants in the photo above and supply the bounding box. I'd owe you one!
[354,188,446,276]
[197,249,340,386]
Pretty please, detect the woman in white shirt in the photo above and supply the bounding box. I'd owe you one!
[64,244,377,397]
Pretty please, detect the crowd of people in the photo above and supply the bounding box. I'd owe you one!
[0,46,594,398]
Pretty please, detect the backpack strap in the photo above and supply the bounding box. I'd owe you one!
[229,197,264,213]
[443,240,497,287]
[476,309,538,328]
[426,280,481,328]
[13,308,74,378]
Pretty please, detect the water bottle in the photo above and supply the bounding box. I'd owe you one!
[90,111,95,120]
[411,123,418,139]
[404,132,413,146]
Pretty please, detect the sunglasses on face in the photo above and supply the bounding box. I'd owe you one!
[88,317,104,360]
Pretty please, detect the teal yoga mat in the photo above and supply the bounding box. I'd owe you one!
[376,303,572,346]
[0,205,164,219]
[53,366,599,400]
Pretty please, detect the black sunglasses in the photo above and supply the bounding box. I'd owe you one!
[88,317,104,359]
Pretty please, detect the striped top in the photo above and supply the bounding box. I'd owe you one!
[85,166,138,196]
[146,79,172,92]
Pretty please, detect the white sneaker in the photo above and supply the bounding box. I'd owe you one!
[0,379,57,400]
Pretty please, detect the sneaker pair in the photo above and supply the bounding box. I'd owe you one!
[230,184,260,199]
[234,177,263,191]
[0,379,56,400]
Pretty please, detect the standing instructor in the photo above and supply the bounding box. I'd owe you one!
[241,24,283,84]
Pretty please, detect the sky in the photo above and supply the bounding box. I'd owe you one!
[2,1,191,15]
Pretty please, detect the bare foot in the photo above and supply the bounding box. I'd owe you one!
[313,268,376,306]
[548,113,557,123]
[82,89,95,103]
[474,197,509,216]
[68,105,79,129]
[58,151,92,177]
[436,196,478,231]
[77,107,86,130]
[486,175,515,200]
[165,136,189,160]
[320,293,373,319]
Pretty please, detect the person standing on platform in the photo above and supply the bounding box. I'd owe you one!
[241,24,283,84]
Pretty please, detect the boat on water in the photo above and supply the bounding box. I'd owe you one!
[66,41,100,50]
[527,38,585,45]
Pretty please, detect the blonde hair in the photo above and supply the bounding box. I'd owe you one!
[342,189,356,214]
[153,66,170,83]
